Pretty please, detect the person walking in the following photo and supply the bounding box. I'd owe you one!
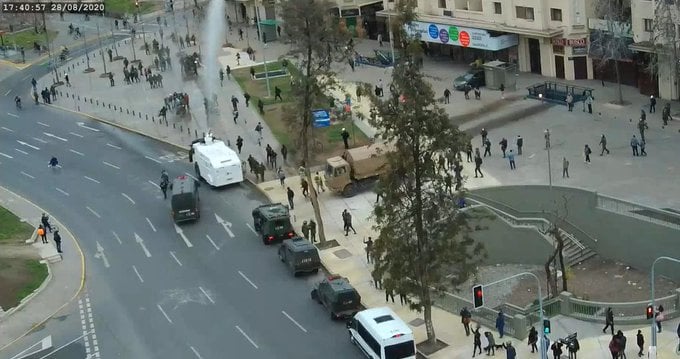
[37,225,47,244]
[551,342,563,359]
[363,237,373,262]
[638,117,648,142]
[465,142,473,162]
[274,86,283,101]
[474,152,483,178]
[562,157,570,178]
[618,330,628,359]
[301,221,309,239]
[584,145,592,163]
[281,145,288,162]
[53,228,63,253]
[472,326,483,357]
[544,129,551,149]
[516,135,523,155]
[500,83,505,99]
[495,311,505,338]
[341,128,350,149]
[235,135,244,153]
[566,93,574,111]
[508,150,516,170]
[631,135,640,156]
[160,174,169,199]
[568,337,580,359]
[314,172,325,192]
[342,209,357,235]
[609,335,620,359]
[277,168,286,186]
[499,137,508,158]
[460,307,472,336]
[585,93,594,114]
[41,213,52,232]
[286,187,295,210]
[309,219,317,242]
[481,128,488,146]
[301,178,309,197]
[650,95,657,113]
[483,138,491,157]
[528,326,538,353]
[662,103,672,126]
[636,330,644,357]
[506,341,516,359]
[485,331,496,356]
[655,305,665,332]
[640,139,647,156]
[603,307,615,335]
[443,88,451,104]
[600,134,610,155]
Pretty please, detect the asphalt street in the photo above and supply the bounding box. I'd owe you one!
[0,62,362,359]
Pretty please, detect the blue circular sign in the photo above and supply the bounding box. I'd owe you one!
[439,29,449,43]
[428,24,439,39]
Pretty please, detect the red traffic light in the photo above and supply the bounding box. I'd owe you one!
[473,285,484,309]
[646,305,654,319]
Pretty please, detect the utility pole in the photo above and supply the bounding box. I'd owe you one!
[41,11,59,82]
[97,23,107,74]
[254,0,270,97]
[650,256,680,349]
[545,129,552,189]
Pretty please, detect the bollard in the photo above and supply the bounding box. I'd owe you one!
[66,93,70,98]
[132,110,135,116]
[173,123,176,129]
[138,112,141,119]
[152,117,155,123]
[126,109,129,114]
[77,96,80,100]
[194,129,198,137]
[90,98,93,104]
[96,100,99,105]
[180,125,183,132]
[113,105,116,110]
[120,107,122,112]
[146,114,148,120]
[187,127,190,135]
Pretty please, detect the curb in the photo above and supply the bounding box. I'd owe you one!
[0,261,53,320]
[0,186,87,353]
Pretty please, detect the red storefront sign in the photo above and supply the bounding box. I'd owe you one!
[551,38,587,47]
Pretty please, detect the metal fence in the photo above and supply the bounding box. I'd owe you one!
[596,194,680,230]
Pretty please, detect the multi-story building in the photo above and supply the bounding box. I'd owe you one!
[376,0,595,80]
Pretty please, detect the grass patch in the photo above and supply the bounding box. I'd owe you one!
[2,29,58,49]
[0,206,33,243]
[233,61,370,164]
[15,260,48,303]
[104,0,158,16]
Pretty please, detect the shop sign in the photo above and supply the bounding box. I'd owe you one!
[405,21,518,51]
[552,38,587,47]
[572,46,588,56]
[340,8,360,17]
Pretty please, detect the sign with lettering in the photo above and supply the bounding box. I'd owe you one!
[552,38,587,47]
[406,21,518,51]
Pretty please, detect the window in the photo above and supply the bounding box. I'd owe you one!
[357,322,381,355]
[550,8,562,21]
[494,2,502,14]
[438,0,446,8]
[384,340,416,359]
[516,6,534,20]
[644,18,653,32]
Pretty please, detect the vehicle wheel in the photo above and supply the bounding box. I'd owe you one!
[262,237,269,245]
[278,251,284,262]
[342,183,356,197]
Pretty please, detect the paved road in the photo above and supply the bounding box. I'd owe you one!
[0,67,361,359]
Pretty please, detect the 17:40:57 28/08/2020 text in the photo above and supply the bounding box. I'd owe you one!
[1,1,105,13]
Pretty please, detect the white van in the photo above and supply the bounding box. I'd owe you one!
[347,307,416,359]
[191,133,243,187]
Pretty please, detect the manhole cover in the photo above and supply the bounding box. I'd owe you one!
[409,318,425,327]
[262,186,275,191]
[333,249,352,259]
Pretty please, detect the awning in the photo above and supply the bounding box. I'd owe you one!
[258,19,279,26]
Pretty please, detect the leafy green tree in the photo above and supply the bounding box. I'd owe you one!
[369,0,485,346]
[279,0,351,242]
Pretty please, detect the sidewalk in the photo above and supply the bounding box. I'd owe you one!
[0,186,85,352]
[255,177,680,358]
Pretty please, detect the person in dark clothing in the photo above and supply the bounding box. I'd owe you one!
[600,134,610,155]
[480,128,488,145]
[528,326,538,353]
[650,95,656,113]
[472,326,483,357]
[342,209,357,236]
[506,342,516,359]
[483,138,491,157]
[244,92,251,107]
[53,229,63,253]
[499,138,508,158]
[636,330,644,357]
[286,187,294,209]
[618,330,628,359]
[38,225,47,244]
[160,178,169,199]
[516,135,523,155]
[584,145,592,163]
[443,88,451,104]
[662,103,672,126]
[281,145,288,162]
[363,237,373,263]
[551,342,563,359]
[603,307,615,335]
[495,311,505,338]
[465,142,473,162]
[236,136,243,154]
[41,213,52,232]
[474,153,483,178]
[567,337,580,359]
[274,86,283,101]
[341,128,350,149]
[484,332,496,356]
[460,307,472,336]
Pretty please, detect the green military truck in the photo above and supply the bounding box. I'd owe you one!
[278,237,321,276]
[252,203,296,245]
[311,275,362,320]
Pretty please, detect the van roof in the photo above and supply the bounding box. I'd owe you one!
[355,307,412,340]
[193,140,240,168]
[171,176,196,195]
[255,203,290,219]
[284,237,316,251]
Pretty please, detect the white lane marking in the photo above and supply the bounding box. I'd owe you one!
[190,346,204,359]
[77,122,100,132]
[16,140,39,150]
[0,152,13,159]
[157,304,173,324]
[86,206,102,218]
[3,89,11,96]
[112,231,122,244]
[148,180,160,189]
[205,234,219,250]
[32,137,48,144]
[215,214,235,238]
[20,171,35,179]
[94,241,110,268]
[145,217,157,232]
[84,296,100,358]
[245,223,257,235]
[238,271,258,289]
[106,143,122,149]
[21,74,30,80]
[103,161,120,169]
[174,224,193,248]
[43,132,68,141]
[134,233,152,257]
[169,251,182,266]
[199,286,215,304]
[121,192,135,204]
[145,155,162,164]
[70,149,85,156]
[84,176,100,184]
[235,326,259,349]
[7,112,19,118]
[37,121,50,127]
[282,311,308,333]
[69,131,84,138]
[1,126,14,132]
[529,153,536,159]
[56,187,70,196]
[15,148,28,155]
[132,265,144,283]
[184,172,198,181]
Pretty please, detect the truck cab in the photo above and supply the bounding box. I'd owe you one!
[252,203,296,245]
[325,156,352,196]
[325,143,391,197]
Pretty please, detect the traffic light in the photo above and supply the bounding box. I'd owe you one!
[646,305,654,319]
[472,285,484,309]
[543,319,551,334]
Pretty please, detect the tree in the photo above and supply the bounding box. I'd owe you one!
[542,196,571,297]
[368,0,485,346]
[647,0,680,99]
[279,0,351,243]
[591,0,633,104]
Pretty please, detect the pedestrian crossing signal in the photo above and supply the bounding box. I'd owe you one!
[646,305,654,319]
[472,285,484,309]
[543,319,551,334]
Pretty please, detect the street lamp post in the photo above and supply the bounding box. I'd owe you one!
[483,272,548,359]
[130,28,137,61]
[650,256,680,348]
[41,11,59,83]
[254,1,271,97]
[110,21,120,58]
[545,128,552,189]
[97,23,107,74]
[386,11,396,66]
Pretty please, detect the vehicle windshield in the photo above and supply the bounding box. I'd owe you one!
[462,72,475,80]
[384,340,415,359]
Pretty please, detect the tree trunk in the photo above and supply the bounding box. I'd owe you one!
[544,260,553,298]
[545,247,559,298]
[556,233,568,292]
[614,60,624,104]
[423,289,436,345]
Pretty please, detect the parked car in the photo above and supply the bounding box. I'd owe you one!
[311,275,362,320]
[453,69,485,90]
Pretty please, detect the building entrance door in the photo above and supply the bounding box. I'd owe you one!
[528,38,542,74]
[555,56,565,79]
[573,57,587,80]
